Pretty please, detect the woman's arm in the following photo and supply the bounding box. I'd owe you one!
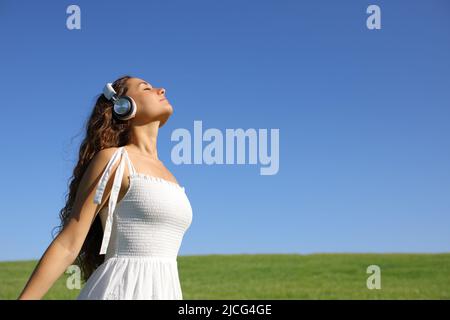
[17,148,119,300]
[17,232,81,299]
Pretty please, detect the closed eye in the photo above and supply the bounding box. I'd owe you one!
[144,87,152,91]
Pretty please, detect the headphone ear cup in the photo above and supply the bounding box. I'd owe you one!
[113,96,137,121]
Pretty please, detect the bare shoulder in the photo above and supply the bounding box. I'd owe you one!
[93,147,120,163]
[55,146,122,254]
[75,147,121,206]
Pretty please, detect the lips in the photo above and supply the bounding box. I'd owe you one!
[160,98,167,102]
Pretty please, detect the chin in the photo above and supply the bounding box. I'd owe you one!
[158,110,172,128]
[165,103,173,113]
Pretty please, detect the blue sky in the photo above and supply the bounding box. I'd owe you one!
[0,0,449,261]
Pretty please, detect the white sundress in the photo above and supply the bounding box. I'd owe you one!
[76,146,193,300]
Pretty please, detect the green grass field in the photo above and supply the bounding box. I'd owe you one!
[1,253,449,299]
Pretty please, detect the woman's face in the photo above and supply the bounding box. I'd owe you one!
[125,77,173,127]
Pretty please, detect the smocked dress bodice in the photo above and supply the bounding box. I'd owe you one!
[77,146,193,300]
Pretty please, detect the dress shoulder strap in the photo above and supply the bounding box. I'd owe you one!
[122,146,137,175]
[92,146,134,255]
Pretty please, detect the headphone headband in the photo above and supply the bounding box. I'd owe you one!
[103,83,118,101]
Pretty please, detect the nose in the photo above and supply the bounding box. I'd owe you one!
[159,88,166,95]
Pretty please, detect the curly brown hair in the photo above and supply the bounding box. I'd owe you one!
[52,74,133,282]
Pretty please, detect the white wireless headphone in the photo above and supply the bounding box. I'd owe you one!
[102,83,137,121]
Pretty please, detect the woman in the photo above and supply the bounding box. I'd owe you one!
[18,75,193,299]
